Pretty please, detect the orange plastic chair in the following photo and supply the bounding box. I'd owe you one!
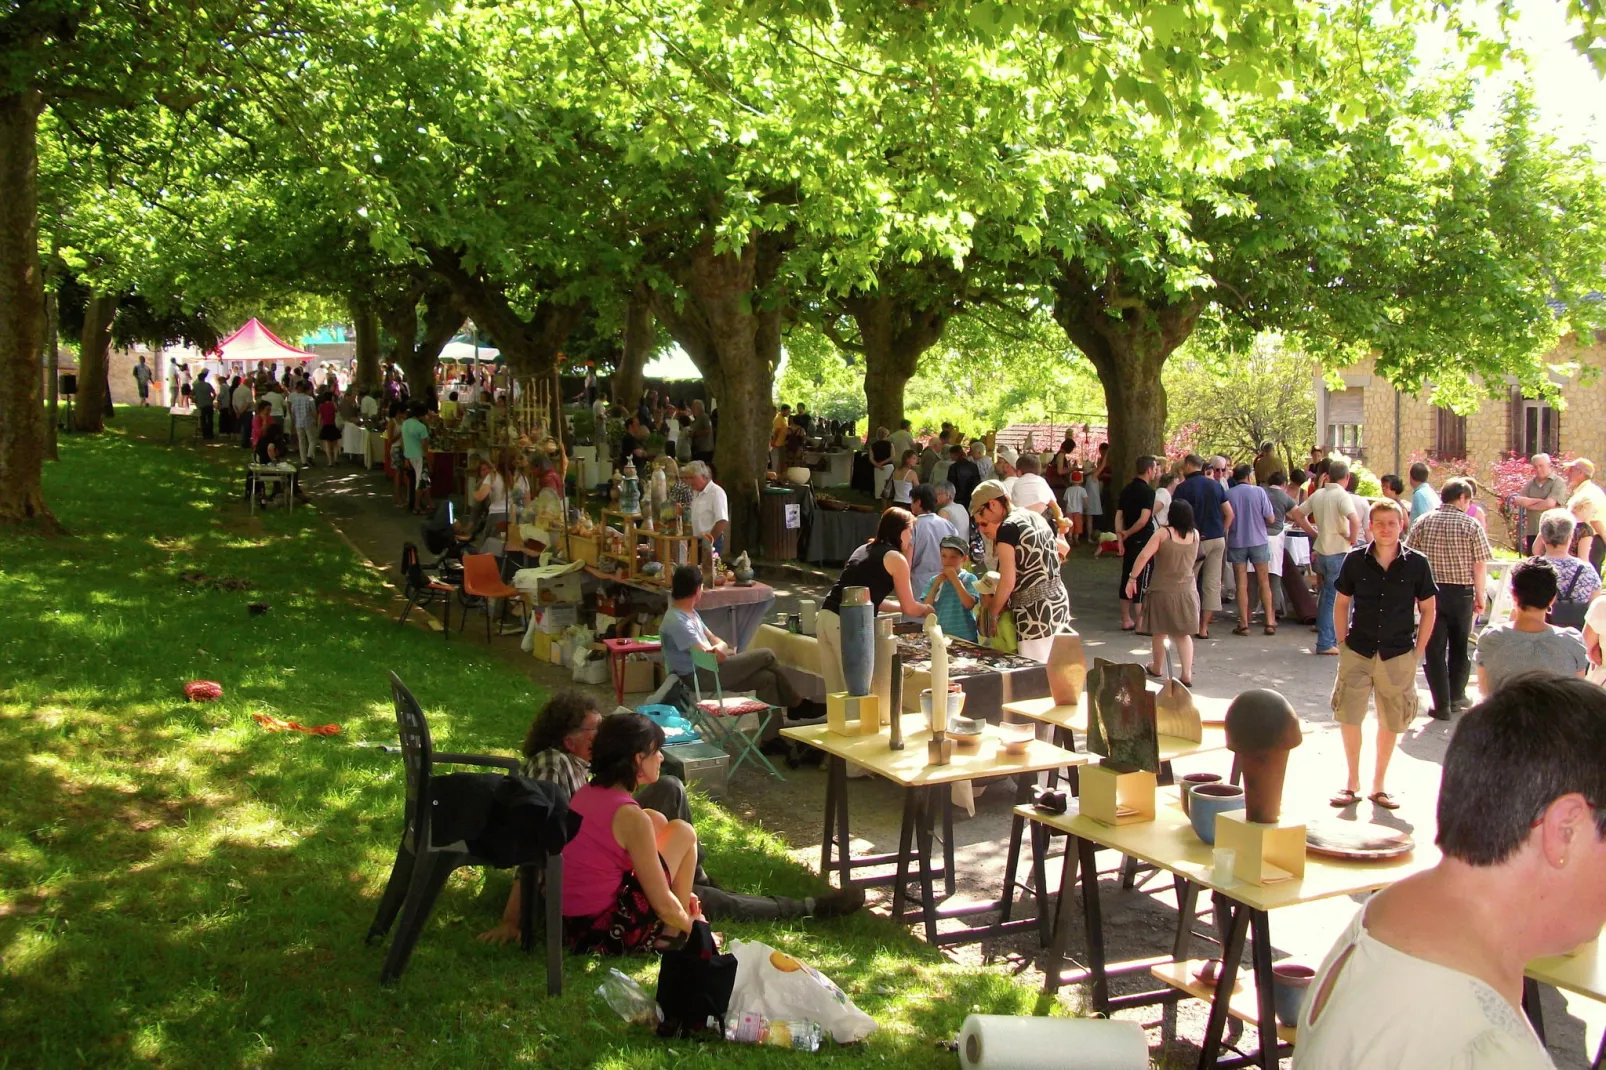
[459,553,526,641]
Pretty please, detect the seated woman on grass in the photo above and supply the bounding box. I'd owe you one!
[561,712,703,954]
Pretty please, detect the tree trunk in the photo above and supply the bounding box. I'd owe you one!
[351,297,380,391]
[428,250,583,381]
[378,281,462,411]
[843,291,948,436]
[72,290,118,432]
[0,88,56,529]
[651,229,789,556]
[1051,262,1200,486]
[613,288,653,409]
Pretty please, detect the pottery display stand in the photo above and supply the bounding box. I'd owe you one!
[650,530,698,574]
[926,730,953,766]
[1079,762,1156,826]
[826,692,882,737]
[1215,813,1308,884]
[599,508,651,580]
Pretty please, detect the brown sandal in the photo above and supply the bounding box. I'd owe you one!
[1264,625,1277,635]
[1369,791,1401,811]
[1330,788,1361,808]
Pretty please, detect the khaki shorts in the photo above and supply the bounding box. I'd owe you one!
[1331,645,1420,733]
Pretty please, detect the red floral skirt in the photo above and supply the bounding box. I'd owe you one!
[562,868,667,956]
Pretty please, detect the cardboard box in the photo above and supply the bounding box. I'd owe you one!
[528,572,583,605]
[538,604,579,633]
[620,657,658,694]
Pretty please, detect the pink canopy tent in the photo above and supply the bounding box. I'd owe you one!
[209,318,317,364]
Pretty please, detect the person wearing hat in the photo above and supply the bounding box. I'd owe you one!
[923,535,982,642]
[970,480,1072,662]
[1565,458,1606,572]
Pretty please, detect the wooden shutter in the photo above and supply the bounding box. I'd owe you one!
[1435,408,1466,460]
[1508,386,1524,456]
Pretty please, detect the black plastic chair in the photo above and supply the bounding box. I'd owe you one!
[397,543,456,638]
[366,672,565,993]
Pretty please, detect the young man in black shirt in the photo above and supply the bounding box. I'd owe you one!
[1330,497,1438,810]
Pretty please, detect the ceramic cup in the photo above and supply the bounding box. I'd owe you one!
[1188,783,1246,845]
[1272,963,1316,1027]
[1179,772,1224,816]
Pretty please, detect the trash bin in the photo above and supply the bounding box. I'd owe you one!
[761,485,802,561]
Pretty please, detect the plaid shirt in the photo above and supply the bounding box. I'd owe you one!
[1404,504,1493,586]
[521,747,588,799]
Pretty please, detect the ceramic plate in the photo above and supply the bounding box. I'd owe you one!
[1305,821,1415,860]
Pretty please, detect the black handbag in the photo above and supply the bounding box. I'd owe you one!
[1544,557,1590,628]
[654,919,737,1037]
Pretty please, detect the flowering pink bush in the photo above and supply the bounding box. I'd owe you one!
[1164,422,1202,466]
[1407,448,1577,549]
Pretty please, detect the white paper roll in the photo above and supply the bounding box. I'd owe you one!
[958,1015,1148,1070]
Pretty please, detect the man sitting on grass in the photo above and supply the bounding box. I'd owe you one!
[477,690,861,944]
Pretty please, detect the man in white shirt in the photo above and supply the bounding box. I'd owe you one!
[1289,457,1361,656]
[889,419,917,464]
[936,481,968,543]
[1009,455,1056,514]
[685,460,730,555]
[1295,674,1606,1070]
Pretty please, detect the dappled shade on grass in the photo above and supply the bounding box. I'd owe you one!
[0,409,1053,1067]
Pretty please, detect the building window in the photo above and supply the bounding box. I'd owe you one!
[1521,399,1558,457]
[1328,423,1364,457]
[1435,408,1467,461]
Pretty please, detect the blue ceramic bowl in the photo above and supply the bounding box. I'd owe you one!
[1272,964,1316,1026]
[1188,784,1246,845]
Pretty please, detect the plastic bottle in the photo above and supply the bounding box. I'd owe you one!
[725,1010,824,1052]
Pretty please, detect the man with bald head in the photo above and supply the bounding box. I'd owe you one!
[1512,452,1568,554]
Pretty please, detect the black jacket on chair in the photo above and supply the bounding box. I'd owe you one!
[430,773,578,867]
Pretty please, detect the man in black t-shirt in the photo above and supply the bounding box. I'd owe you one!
[618,416,647,468]
[1116,455,1159,631]
[946,443,981,508]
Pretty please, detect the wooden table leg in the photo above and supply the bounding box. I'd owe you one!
[819,755,841,880]
[1195,900,1251,1069]
[833,756,852,888]
[891,787,918,923]
[1250,908,1279,1069]
[1031,821,1053,947]
[1172,877,1200,961]
[1043,842,1080,995]
[1078,835,1110,1014]
[941,790,957,899]
[915,786,941,945]
[997,779,1033,925]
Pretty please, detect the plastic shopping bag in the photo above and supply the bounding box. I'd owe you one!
[726,939,878,1044]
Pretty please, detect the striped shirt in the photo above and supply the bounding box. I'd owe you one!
[521,747,588,800]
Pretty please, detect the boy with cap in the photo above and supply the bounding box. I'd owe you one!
[923,536,981,642]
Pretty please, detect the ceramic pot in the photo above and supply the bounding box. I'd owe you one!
[1272,963,1316,1027]
[1238,749,1292,824]
[838,587,874,697]
[1188,783,1246,845]
[919,689,967,725]
[1178,773,1223,817]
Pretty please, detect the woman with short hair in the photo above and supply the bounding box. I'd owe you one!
[1475,557,1588,696]
[1535,508,1600,628]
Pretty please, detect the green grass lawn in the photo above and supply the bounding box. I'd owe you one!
[0,409,1054,1068]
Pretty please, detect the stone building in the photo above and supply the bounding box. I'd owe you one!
[1315,332,1606,478]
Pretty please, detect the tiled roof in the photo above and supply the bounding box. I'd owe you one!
[995,422,1106,453]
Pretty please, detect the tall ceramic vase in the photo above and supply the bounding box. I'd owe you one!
[838,587,874,697]
[1238,750,1291,824]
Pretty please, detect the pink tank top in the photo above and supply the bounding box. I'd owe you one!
[562,785,638,918]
